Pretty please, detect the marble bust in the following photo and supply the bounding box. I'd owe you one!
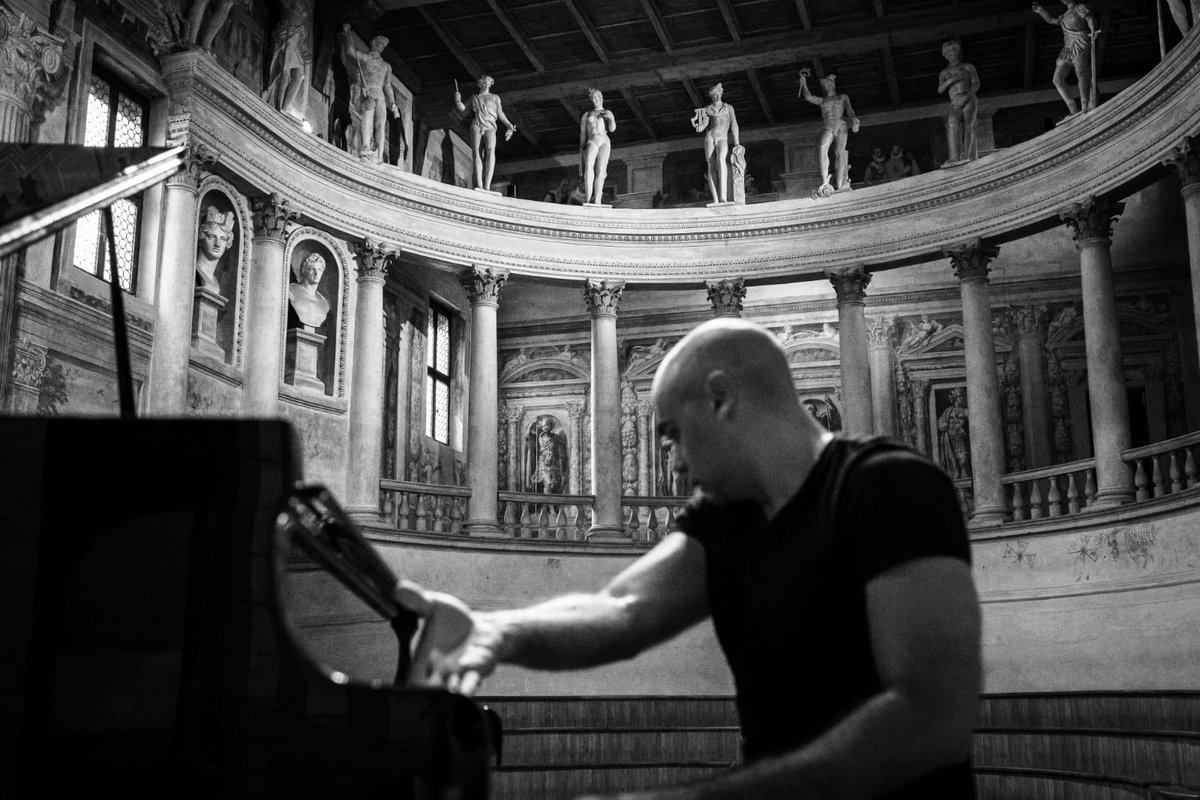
[195,205,235,292]
[288,252,331,329]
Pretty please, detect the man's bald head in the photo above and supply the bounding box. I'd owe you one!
[653,318,796,411]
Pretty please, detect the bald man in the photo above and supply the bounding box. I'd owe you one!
[430,318,981,799]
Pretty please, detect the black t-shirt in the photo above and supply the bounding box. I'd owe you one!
[675,436,976,798]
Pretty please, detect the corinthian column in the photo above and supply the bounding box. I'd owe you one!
[1009,305,1052,468]
[146,145,218,415]
[462,266,509,536]
[1165,138,1200,364]
[866,318,896,436]
[584,279,627,540]
[504,404,523,491]
[637,400,654,495]
[946,239,1006,525]
[567,401,586,495]
[827,266,873,435]
[242,194,296,415]
[343,240,392,519]
[705,277,746,317]
[1060,197,1133,507]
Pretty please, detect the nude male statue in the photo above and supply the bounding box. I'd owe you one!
[453,75,517,192]
[690,83,740,205]
[186,0,240,51]
[579,88,616,205]
[1032,1,1101,118]
[938,40,981,166]
[339,24,405,163]
[798,69,860,196]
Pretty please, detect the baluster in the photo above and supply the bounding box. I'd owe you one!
[1186,446,1198,489]
[1067,472,1080,515]
[554,504,568,540]
[397,491,411,530]
[450,495,464,534]
[575,503,588,540]
[503,500,518,537]
[1084,470,1097,506]
[414,492,428,532]
[1152,455,1165,498]
[1134,457,1150,501]
[381,491,394,525]
[626,505,640,540]
[519,502,531,538]
[665,504,678,533]
[432,494,446,533]
[537,504,550,539]
[1029,479,1045,520]
[1010,482,1027,521]
[647,503,661,543]
[1168,451,1182,494]
[1047,475,1063,517]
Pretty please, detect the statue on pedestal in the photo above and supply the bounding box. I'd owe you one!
[262,0,311,124]
[798,69,860,198]
[453,75,516,192]
[579,88,615,205]
[938,40,981,166]
[195,205,235,291]
[937,388,971,480]
[525,415,567,495]
[689,82,740,205]
[185,0,240,52]
[288,252,331,329]
[1032,1,1101,119]
[338,24,406,164]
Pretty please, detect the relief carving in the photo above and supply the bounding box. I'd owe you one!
[1060,195,1124,243]
[0,6,71,137]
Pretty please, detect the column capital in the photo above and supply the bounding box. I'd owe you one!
[502,403,523,423]
[1059,195,1124,246]
[636,400,655,418]
[567,401,588,420]
[1163,136,1200,190]
[462,266,509,306]
[353,238,393,283]
[584,278,625,317]
[0,7,71,135]
[1008,304,1047,339]
[826,265,871,306]
[945,238,1000,282]
[250,192,296,239]
[166,142,218,192]
[866,317,895,349]
[705,277,746,317]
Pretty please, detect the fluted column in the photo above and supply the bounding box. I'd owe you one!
[1010,305,1053,468]
[242,194,296,415]
[462,266,509,535]
[567,402,586,495]
[504,404,523,491]
[912,377,930,455]
[946,239,1007,524]
[705,277,746,317]
[1061,197,1134,507]
[584,279,627,540]
[636,400,654,495]
[867,318,896,436]
[827,267,874,435]
[1165,139,1200,364]
[146,145,217,415]
[344,240,392,519]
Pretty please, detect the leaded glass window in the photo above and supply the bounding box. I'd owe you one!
[74,66,147,293]
[425,304,453,445]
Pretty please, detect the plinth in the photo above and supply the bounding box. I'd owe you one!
[191,286,227,361]
[286,326,327,393]
[583,202,613,208]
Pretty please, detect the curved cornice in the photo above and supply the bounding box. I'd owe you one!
[167,29,1200,285]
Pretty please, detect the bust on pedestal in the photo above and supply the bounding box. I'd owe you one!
[286,252,332,393]
[192,206,234,360]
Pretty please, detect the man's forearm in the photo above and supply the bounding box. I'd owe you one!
[487,592,643,670]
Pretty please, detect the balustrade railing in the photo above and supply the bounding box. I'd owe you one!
[1001,458,1097,521]
[380,479,471,534]
[622,496,690,544]
[497,491,595,540]
[1123,432,1200,502]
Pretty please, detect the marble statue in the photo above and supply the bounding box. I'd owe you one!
[1032,1,1101,118]
[262,0,311,124]
[453,75,516,192]
[579,88,616,205]
[288,252,331,329]
[658,438,687,496]
[798,69,860,197]
[195,205,235,291]
[862,147,887,184]
[900,314,943,351]
[690,82,740,205]
[938,40,981,166]
[186,0,239,51]
[338,24,405,163]
[937,388,971,479]
[803,395,842,432]
[525,415,567,494]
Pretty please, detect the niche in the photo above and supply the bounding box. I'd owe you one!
[283,236,344,396]
[191,187,243,365]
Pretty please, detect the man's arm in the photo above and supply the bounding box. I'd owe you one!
[1031,3,1059,24]
[728,105,740,147]
[427,531,710,695]
[842,96,861,132]
[495,98,517,140]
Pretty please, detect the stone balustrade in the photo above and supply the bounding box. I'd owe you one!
[622,497,690,544]
[380,479,470,535]
[1002,458,1098,522]
[498,491,595,540]
[1124,431,1200,502]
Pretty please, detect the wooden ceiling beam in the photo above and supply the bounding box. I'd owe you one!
[793,0,812,30]
[561,0,610,64]
[715,0,741,41]
[745,68,775,124]
[558,95,580,126]
[620,87,659,139]
[483,0,546,73]
[881,46,901,106]
[681,76,705,107]
[418,5,486,80]
[640,0,674,54]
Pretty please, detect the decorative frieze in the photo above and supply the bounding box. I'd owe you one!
[251,192,296,240]
[0,6,71,139]
[1059,196,1124,244]
[584,278,624,317]
[353,238,392,283]
[945,238,1000,281]
[866,317,895,349]
[826,266,871,305]
[462,266,509,306]
[705,277,746,317]
[12,336,47,392]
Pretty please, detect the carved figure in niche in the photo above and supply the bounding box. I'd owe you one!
[658,438,688,496]
[262,0,311,123]
[900,314,943,351]
[798,69,859,197]
[884,144,921,180]
[288,252,331,329]
[937,388,971,480]
[938,40,981,166]
[525,415,567,494]
[580,88,616,205]
[195,205,235,291]
[1047,304,1079,339]
[1032,1,1100,118]
[862,147,887,184]
[690,83,740,204]
[186,0,240,51]
[453,75,516,192]
[339,24,406,164]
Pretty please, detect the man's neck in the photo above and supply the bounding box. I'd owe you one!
[754,421,835,521]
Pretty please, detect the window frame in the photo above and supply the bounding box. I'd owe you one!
[425,302,454,445]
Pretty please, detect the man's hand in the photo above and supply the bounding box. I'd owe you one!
[422,611,506,696]
[505,126,516,141]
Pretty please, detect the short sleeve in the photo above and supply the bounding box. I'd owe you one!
[837,451,971,583]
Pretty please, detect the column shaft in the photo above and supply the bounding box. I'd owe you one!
[1012,306,1053,468]
[867,319,896,436]
[242,195,295,415]
[345,241,391,519]
[146,182,201,414]
[637,403,653,495]
[828,268,873,435]
[462,267,508,535]
[585,280,626,539]
[1184,186,1200,362]
[567,403,585,496]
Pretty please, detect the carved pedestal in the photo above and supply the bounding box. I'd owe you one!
[285,326,326,393]
[191,286,227,361]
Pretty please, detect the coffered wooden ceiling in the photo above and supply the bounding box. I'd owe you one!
[330,0,1168,159]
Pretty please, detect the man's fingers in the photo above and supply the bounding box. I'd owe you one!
[459,670,482,696]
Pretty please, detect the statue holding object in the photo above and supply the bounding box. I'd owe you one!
[338,24,407,164]
[1031,1,1101,119]
[579,88,616,205]
[798,69,860,198]
[938,40,981,166]
[690,83,740,205]
[453,75,517,192]
[261,0,312,125]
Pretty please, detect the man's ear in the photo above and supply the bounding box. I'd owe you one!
[706,371,735,419]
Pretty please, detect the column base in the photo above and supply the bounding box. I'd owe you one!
[583,202,613,208]
[1090,488,1135,508]
[463,519,507,538]
[347,507,384,526]
[969,504,1008,526]
[586,525,631,542]
[706,201,735,208]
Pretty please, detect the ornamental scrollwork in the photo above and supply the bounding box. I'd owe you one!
[705,277,746,316]
[1059,196,1124,244]
[462,266,509,305]
[945,238,1000,281]
[826,266,871,305]
[583,278,624,317]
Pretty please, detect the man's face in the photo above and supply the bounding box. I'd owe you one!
[873,147,885,161]
[820,76,836,93]
[370,37,387,54]
[654,379,745,505]
[198,226,230,259]
[891,145,903,157]
[300,258,324,285]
